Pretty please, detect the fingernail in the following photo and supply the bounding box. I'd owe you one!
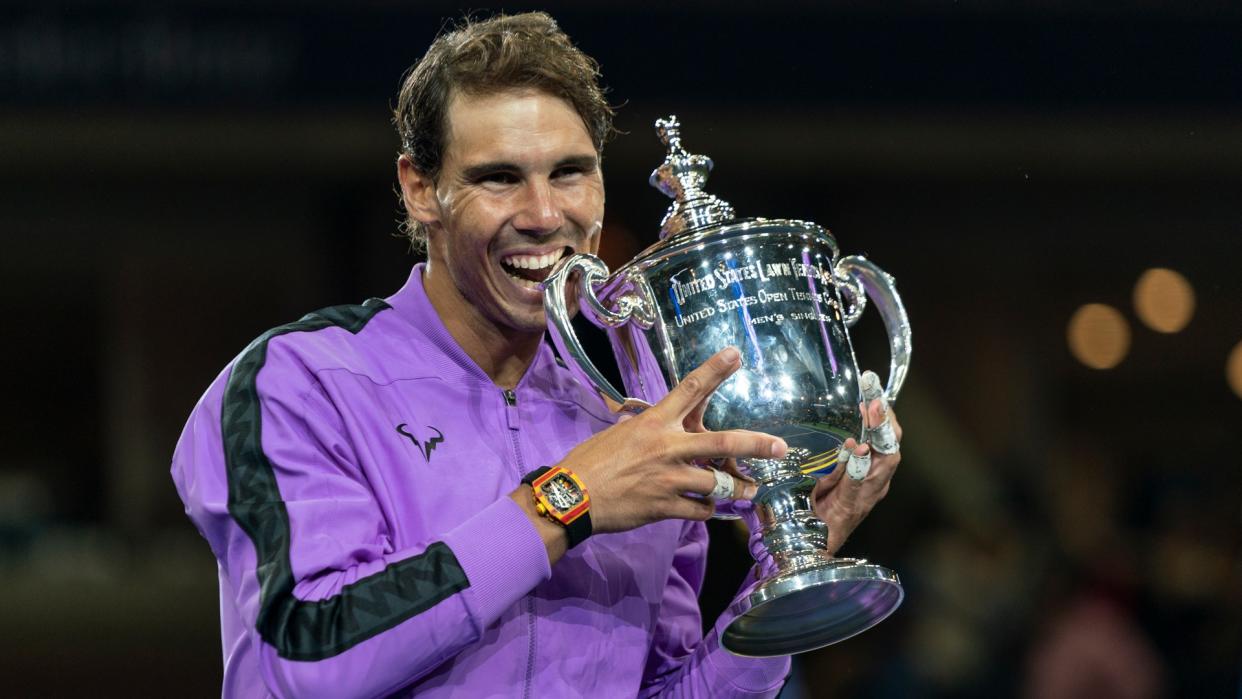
[770,439,787,457]
[722,347,741,364]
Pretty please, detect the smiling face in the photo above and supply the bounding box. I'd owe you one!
[400,88,604,343]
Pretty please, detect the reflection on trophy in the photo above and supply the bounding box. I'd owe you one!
[543,116,912,656]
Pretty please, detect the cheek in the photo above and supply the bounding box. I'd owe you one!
[566,184,605,226]
[443,196,506,254]
[440,187,493,231]
[582,180,606,209]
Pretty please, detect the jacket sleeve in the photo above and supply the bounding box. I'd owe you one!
[638,520,791,698]
[171,342,551,699]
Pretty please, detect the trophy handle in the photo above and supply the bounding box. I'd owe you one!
[543,253,654,413]
[835,255,912,401]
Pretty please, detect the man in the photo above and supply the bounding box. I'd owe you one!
[172,12,901,698]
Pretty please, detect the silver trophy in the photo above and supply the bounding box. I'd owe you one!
[543,116,912,656]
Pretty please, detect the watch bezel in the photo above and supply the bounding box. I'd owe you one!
[531,466,590,525]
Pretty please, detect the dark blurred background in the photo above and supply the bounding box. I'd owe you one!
[2,1,1240,697]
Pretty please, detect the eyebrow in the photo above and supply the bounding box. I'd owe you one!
[460,154,599,181]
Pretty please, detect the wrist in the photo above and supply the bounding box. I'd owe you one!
[509,487,569,565]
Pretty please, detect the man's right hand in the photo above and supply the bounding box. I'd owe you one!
[558,346,787,534]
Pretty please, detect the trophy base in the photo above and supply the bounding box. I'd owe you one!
[721,558,903,657]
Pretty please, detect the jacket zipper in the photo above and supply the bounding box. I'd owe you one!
[504,389,537,699]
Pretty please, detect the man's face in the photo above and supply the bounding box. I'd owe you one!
[406,88,604,336]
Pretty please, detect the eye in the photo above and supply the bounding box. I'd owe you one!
[553,164,595,182]
[476,171,520,186]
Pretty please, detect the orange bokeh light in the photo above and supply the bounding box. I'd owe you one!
[1227,341,1242,400]
[1133,268,1195,333]
[1067,303,1131,369]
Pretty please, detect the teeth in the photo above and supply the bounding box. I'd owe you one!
[509,276,543,291]
[503,248,566,270]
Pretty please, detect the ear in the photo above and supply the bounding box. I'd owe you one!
[397,155,440,226]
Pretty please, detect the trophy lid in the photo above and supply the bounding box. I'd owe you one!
[649,115,736,239]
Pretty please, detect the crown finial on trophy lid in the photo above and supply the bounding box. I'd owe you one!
[655,115,684,153]
[649,115,736,239]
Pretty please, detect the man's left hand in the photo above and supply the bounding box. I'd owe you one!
[811,396,903,557]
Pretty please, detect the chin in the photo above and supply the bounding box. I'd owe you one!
[488,296,548,337]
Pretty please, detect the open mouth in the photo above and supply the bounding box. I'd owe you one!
[500,247,570,291]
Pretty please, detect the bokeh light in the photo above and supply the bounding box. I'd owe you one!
[1228,341,1242,399]
[1133,268,1195,333]
[1067,303,1131,369]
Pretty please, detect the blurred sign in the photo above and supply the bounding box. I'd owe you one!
[2,5,1240,108]
[0,8,428,105]
[0,14,295,102]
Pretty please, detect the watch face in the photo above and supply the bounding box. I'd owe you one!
[542,473,583,511]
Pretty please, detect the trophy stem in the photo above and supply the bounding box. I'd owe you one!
[748,457,832,573]
[722,451,905,657]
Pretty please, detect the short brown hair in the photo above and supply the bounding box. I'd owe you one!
[393,12,616,248]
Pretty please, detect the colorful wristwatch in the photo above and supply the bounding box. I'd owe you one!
[521,466,592,549]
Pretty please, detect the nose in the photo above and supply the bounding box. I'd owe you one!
[512,179,564,235]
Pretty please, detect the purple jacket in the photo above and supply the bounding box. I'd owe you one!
[172,265,790,698]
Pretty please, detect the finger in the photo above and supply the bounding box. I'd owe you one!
[863,396,905,454]
[671,465,721,497]
[672,494,715,521]
[707,466,734,499]
[717,456,756,484]
[844,443,873,481]
[655,347,742,421]
[835,437,861,462]
[684,393,710,433]
[737,479,758,501]
[717,432,776,478]
[817,440,855,488]
[859,370,884,403]
[674,429,787,462]
[723,461,759,500]
[889,408,903,443]
[870,423,899,455]
[867,451,901,484]
[681,465,752,501]
[867,398,886,429]
[867,400,901,454]
[701,457,758,499]
[697,457,755,483]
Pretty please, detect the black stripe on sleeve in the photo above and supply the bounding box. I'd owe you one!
[221,298,470,661]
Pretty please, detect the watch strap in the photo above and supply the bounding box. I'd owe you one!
[520,466,552,486]
[560,508,592,549]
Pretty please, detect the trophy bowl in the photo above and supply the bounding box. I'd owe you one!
[543,116,911,656]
